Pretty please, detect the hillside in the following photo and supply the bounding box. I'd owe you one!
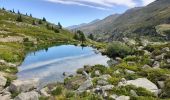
[0,8,75,80]
[73,0,170,41]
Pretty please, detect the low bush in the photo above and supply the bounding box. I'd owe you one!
[51,86,63,96]
[106,41,134,58]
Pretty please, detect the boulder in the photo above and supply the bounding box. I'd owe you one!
[121,78,127,84]
[0,94,11,100]
[116,95,130,100]
[9,79,39,93]
[0,76,7,87]
[162,47,170,52]
[125,69,135,74]
[101,85,114,91]
[167,59,170,64]
[123,78,159,96]
[14,91,39,100]
[155,53,166,61]
[39,87,50,97]
[157,81,165,89]
[95,70,100,76]
[144,50,151,55]
[130,90,138,97]
[99,74,111,81]
[109,94,118,99]
[97,80,109,86]
[152,61,160,69]
[142,64,151,69]
[115,57,122,62]
[77,79,93,93]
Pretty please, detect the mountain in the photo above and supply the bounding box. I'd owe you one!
[67,19,100,30]
[74,0,170,41]
[70,14,120,34]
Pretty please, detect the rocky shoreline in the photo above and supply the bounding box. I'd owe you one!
[1,38,170,100]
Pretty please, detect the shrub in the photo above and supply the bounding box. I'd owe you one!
[106,41,134,58]
[65,91,75,98]
[51,86,63,96]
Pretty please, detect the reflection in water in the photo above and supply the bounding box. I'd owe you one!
[17,45,110,87]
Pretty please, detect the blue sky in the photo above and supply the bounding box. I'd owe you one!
[0,0,155,27]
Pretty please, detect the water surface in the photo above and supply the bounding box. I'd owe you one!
[17,45,110,87]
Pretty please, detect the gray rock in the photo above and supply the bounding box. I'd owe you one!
[157,81,165,89]
[127,62,136,66]
[39,87,50,97]
[101,85,114,91]
[130,90,138,97]
[138,46,144,50]
[83,71,91,79]
[142,64,151,69]
[162,47,170,52]
[116,95,130,100]
[125,69,135,74]
[121,78,127,84]
[153,61,160,69]
[95,70,100,76]
[77,79,93,92]
[155,53,166,61]
[167,59,170,64]
[0,94,11,100]
[9,79,39,93]
[123,78,159,96]
[0,76,7,87]
[114,69,120,74]
[99,74,111,81]
[97,80,109,86]
[109,94,118,99]
[144,50,151,55]
[115,57,122,61]
[14,91,39,100]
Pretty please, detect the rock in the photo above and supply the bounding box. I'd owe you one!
[1,87,11,95]
[144,50,151,55]
[115,57,122,61]
[142,64,151,69]
[121,78,127,84]
[155,53,166,61]
[152,61,160,69]
[110,94,118,99]
[14,91,39,100]
[99,74,111,81]
[162,47,170,52]
[97,80,109,86]
[93,87,103,95]
[0,94,11,100]
[0,59,6,65]
[123,78,159,96]
[114,69,120,74]
[95,70,100,76]
[101,85,114,91]
[127,62,136,66]
[116,95,130,100]
[9,79,39,93]
[157,81,165,89]
[167,59,170,64]
[77,79,93,93]
[130,90,138,97]
[125,69,135,74]
[0,76,7,87]
[83,71,91,79]
[138,46,144,50]
[39,87,50,97]
[7,63,17,67]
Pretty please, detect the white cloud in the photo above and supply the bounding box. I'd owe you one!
[46,0,137,10]
[141,0,155,6]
